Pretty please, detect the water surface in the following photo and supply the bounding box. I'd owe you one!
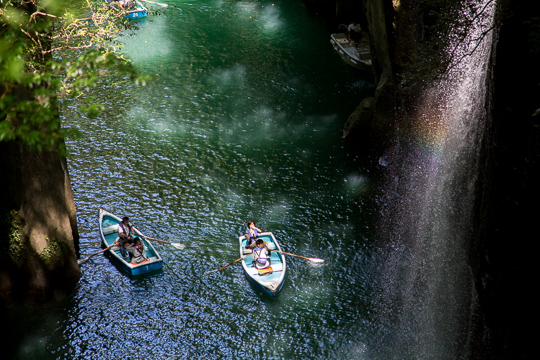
[3,1,378,359]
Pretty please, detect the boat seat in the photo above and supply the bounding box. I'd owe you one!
[242,242,275,254]
[270,263,283,272]
[103,225,118,235]
[246,263,283,276]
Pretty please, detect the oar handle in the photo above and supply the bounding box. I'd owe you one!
[132,226,169,244]
[277,250,309,260]
[205,255,247,274]
[78,244,115,264]
[132,227,184,249]
[91,244,115,256]
[218,256,244,270]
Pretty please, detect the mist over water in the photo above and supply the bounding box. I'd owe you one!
[1,0,500,359]
[3,1,378,359]
[372,1,497,358]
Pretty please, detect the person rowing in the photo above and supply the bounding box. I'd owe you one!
[114,0,134,9]
[117,216,135,258]
[252,239,271,270]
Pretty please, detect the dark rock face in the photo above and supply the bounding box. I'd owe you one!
[482,2,539,358]
[342,96,375,139]
[0,141,80,295]
[353,1,536,358]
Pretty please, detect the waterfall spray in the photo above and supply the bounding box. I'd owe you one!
[372,1,498,358]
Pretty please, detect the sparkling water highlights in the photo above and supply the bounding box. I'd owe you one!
[373,1,497,359]
[3,1,377,360]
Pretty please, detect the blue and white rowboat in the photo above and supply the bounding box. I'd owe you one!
[125,1,148,19]
[239,232,286,297]
[98,208,163,276]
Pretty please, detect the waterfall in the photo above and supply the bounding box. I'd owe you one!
[372,1,497,358]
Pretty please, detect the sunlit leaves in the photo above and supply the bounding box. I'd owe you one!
[38,0,67,16]
[3,57,25,83]
[1,5,29,29]
[0,0,146,155]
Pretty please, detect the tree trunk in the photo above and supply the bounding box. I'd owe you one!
[0,141,80,295]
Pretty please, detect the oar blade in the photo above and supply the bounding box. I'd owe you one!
[77,258,89,265]
[308,258,324,263]
[171,243,185,250]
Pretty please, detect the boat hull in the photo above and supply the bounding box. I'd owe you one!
[330,33,372,70]
[125,6,147,19]
[98,209,163,276]
[240,232,286,297]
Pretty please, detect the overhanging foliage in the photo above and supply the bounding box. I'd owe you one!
[0,0,148,155]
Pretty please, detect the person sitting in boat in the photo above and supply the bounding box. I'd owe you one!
[114,0,134,9]
[117,216,135,258]
[244,220,262,249]
[252,239,271,270]
[347,21,362,44]
[127,238,148,264]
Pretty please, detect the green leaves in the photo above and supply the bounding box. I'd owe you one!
[0,29,25,83]
[1,0,147,155]
[3,56,25,83]
[1,5,30,29]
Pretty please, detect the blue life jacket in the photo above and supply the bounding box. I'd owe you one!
[246,227,259,244]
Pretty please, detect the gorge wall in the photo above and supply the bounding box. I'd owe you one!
[311,0,536,358]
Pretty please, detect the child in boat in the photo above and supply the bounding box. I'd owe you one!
[252,239,271,269]
[114,0,134,9]
[128,238,148,264]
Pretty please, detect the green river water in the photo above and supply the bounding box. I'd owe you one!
[3,1,384,359]
[2,0,502,358]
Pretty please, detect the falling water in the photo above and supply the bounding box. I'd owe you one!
[373,1,497,359]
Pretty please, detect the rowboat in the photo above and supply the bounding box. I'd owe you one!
[98,208,163,275]
[239,232,286,297]
[330,33,372,70]
[125,1,148,20]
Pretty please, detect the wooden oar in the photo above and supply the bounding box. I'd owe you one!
[275,250,324,263]
[132,226,185,249]
[78,244,115,265]
[143,236,185,250]
[139,0,168,7]
[205,255,247,275]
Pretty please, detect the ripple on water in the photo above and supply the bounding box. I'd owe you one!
[7,1,380,359]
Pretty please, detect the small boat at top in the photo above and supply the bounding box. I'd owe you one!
[239,232,286,297]
[125,1,148,19]
[98,208,163,276]
[330,33,372,70]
